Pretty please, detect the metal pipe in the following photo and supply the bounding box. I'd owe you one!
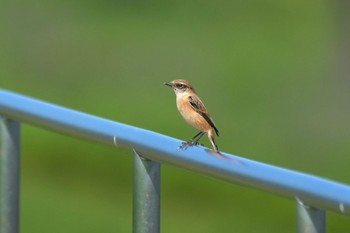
[1,90,350,216]
[296,198,326,233]
[133,150,160,233]
[0,116,20,233]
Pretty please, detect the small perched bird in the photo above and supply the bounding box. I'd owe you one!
[164,79,219,152]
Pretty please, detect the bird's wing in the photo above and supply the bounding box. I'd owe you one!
[188,95,219,136]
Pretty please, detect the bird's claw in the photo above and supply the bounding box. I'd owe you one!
[177,140,203,150]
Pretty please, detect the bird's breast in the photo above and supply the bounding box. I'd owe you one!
[176,96,211,132]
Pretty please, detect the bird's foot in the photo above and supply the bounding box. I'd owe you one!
[177,140,203,150]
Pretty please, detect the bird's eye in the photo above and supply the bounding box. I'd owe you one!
[176,83,186,89]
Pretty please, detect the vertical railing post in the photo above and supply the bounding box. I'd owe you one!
[133,149,160,233]
[296,198,326,233]
[0,117,20,233]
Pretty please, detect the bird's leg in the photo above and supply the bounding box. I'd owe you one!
[190,131,205,145]
[179,131,205,150]
[208,131,219,153]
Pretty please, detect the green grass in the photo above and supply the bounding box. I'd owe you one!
[1,0,350,232]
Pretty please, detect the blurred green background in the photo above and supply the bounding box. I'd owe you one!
[1,0,350,232]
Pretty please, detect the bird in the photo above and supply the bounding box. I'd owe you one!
[164,79,220,152]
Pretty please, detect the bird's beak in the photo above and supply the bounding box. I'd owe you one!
[164,82,172,87]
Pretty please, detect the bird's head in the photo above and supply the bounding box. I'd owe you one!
[164,79,196,95]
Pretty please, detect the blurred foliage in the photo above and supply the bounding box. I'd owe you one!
[1,0,350,232]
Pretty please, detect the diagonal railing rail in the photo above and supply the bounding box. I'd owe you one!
[1,89,350,233]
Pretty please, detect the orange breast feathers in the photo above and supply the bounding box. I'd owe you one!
[176,93,216,133]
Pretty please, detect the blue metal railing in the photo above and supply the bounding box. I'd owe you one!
[1,89,350,233]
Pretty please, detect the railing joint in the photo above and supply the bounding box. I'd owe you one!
[296,197,326,233]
